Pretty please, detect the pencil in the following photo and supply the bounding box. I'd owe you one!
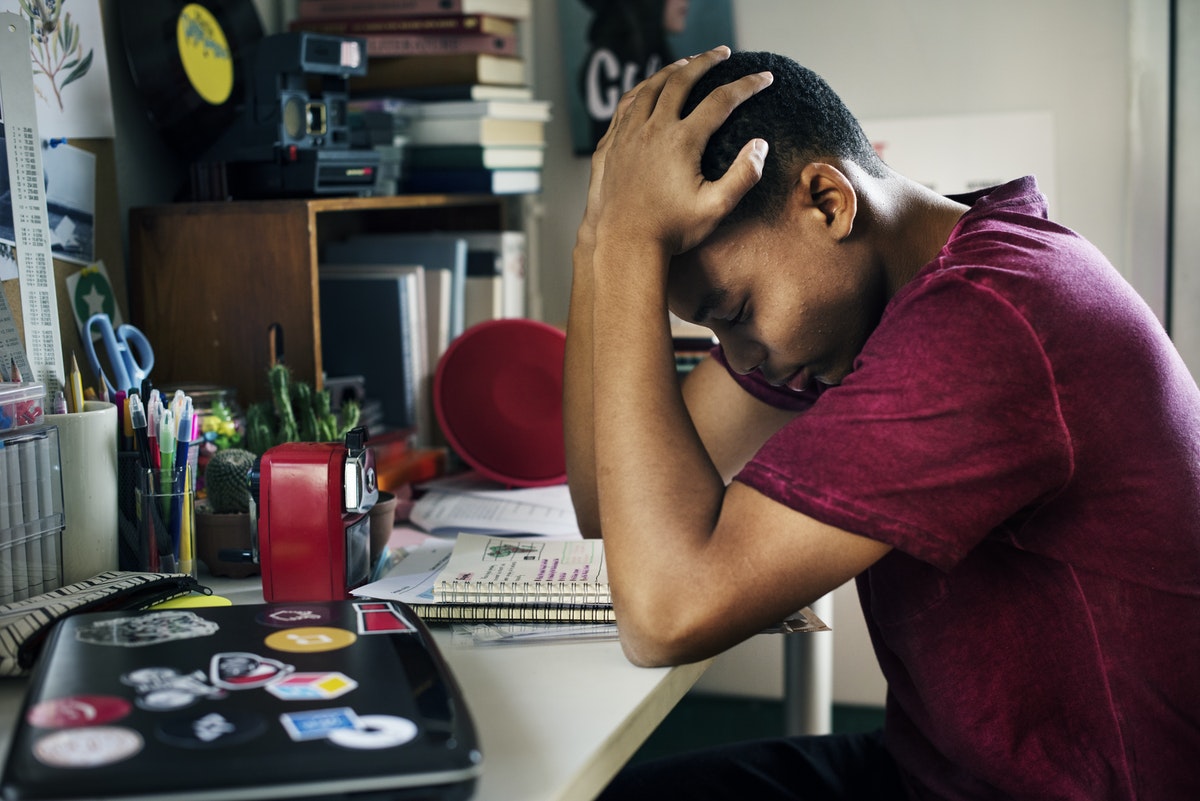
[69,353,85,413]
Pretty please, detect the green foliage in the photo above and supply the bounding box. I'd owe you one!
[20,0,94,111]
[204,448,255,514]
[245,364,360,455]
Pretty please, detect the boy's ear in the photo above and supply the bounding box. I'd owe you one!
[792,163,857,241]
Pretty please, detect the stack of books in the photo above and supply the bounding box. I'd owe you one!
[292,0,545,196]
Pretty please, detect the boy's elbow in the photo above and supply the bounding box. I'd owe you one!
[612,597,715,667]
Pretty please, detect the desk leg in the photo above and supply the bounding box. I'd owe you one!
[783,593,834,736]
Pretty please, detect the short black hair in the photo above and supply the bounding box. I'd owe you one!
[682,51,886,226]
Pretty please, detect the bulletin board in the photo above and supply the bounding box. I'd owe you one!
[1,0,126,395]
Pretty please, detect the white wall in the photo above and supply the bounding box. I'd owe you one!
[528,0,1168,705]
[1172,3,1200,371]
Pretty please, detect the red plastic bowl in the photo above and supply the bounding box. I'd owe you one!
[433,319,567,487]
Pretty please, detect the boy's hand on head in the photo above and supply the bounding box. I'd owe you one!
[591,46,772,259]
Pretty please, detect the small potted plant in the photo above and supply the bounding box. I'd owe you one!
[195,364,364,577]
[194,447,259,577]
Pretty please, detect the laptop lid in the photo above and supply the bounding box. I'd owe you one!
[1,600,481,800]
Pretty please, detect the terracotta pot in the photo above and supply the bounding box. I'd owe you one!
[195,511,260,578]
[369,491,399,568]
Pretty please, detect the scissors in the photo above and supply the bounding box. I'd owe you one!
[84,313,155,395]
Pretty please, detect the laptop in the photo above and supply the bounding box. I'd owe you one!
[0,600,481,800]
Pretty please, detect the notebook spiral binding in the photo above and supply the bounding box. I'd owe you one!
[434,579,610,607]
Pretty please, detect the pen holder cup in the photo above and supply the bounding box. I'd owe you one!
[133,468,196,578]
[43,400,118,585]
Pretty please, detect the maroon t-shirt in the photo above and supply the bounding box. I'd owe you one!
[722,177,1200,799]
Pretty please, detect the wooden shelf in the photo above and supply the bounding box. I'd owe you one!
[129,194,507,409]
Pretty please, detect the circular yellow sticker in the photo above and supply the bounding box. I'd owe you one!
[265,627,357,654]
[176,3,234,106]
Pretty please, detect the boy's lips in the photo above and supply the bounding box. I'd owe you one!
[786,368,812,392]
[768,366,811,393]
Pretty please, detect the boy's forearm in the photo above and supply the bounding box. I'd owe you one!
[564,240,602,538]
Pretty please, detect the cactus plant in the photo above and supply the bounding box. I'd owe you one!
[245,364,360,455]
[203,447,255,514]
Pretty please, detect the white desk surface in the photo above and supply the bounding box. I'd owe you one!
[0,576,710,801]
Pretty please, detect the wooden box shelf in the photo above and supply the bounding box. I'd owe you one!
[129,194,506,408]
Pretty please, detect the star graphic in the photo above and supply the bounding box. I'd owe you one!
[81,285,108,316]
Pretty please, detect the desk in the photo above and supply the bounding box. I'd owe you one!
[0,576,710,801]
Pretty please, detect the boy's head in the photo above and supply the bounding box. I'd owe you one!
[682,51,886,227]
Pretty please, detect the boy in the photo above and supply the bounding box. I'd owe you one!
[565,47,1200,799]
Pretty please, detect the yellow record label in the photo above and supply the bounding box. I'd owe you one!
[176,3,234,106]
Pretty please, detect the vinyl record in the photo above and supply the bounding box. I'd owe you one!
[119,0,263,160]
[434,319,567,488]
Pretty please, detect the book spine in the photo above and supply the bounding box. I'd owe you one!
[297,0,471,19]
[409,602,616,623]
[363,33,517,57]
[435,580,611,606]
[499,231,526,318]
[291,13,516,36]
[396,274,420,431]
[297,0,530,19]
[348,54,527,90]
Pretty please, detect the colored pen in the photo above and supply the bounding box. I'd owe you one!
[122,392,133,443]
[128,393,153,469]
[146,391,160,469]
[158,408,176,486]
[174,398,193,491]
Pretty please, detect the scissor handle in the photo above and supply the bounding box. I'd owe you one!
[117,324,154,389]
[85,314,127,394]
[84,314,154,394]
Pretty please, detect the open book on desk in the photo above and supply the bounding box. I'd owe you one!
[355,533,613,624]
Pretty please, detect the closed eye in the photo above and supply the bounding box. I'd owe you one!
[727,302,750,327]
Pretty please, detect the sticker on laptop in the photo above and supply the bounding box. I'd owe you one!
[353,602,415,634]
[209,652,295,690]
[257,606,337,628]
[156,710,268,749]
[75,611,220,647]
[327,715,419,750]
[122,667,226,711]
[32,726,144,768]
[26,695,132,729]
[279,707,361,742]
[265,672,358,701]
[263,626,357,653]
[279,708,417,749]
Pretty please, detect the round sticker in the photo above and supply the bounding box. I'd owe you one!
[264,627,357,653]
[176,3,234,106]
[33,726,143,768]
[157,711,267,749]
[27,696,131,729]
[327,715,418,750]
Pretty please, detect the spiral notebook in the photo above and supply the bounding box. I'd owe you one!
[0,600,481,801]
[368,534,613,624]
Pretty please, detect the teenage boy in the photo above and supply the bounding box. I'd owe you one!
[566,47,1200,800]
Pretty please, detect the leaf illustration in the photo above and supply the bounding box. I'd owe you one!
[60,48,92,90]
